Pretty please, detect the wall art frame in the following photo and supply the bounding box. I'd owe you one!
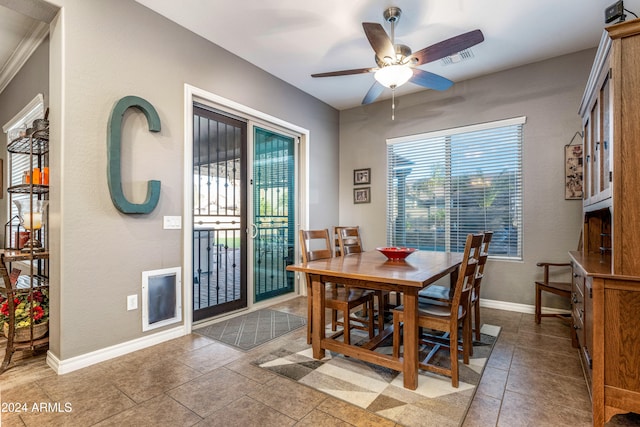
[354,187,371,204]
[353,168,371,185]
[565,143,583,200]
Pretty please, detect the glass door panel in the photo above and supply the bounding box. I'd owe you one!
[252,127,295,302]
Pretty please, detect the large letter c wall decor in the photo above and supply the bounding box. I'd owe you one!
[107,96,161,214]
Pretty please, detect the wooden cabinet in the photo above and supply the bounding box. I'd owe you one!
[573,18,640,426]
[570,253,640,426]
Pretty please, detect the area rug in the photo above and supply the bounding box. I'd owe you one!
[193,309,306,351]
[252,324,501,427]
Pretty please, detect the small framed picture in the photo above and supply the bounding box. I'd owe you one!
[353,168,371,185]
[354,187,371,204]
[565,144,583,200]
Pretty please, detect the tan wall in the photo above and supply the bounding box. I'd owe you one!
[45,0,338,360]
[339,48,594,309]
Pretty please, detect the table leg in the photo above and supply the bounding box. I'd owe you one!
[403,287,419,390]
[312,276,326,359]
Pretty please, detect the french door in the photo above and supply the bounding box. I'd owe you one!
[252,127,296,302]
[192,106,297,321]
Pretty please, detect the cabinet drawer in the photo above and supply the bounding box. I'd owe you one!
[571,265,586,347]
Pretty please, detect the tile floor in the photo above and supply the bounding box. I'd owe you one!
[1,297,639,426]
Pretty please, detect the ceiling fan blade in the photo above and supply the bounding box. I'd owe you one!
[362,81,385,105]
[311,67,376,78]
[362,22,396,62]
[411,29,484,66]
[410,69,453,91]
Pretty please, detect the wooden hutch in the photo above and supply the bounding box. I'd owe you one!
[571,18,640,426]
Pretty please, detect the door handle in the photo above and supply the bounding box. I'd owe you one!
[250,223,258,239]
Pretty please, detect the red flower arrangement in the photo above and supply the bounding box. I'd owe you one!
[0,289,49,329]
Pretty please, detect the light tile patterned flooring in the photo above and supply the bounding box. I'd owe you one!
[1,297,639,426]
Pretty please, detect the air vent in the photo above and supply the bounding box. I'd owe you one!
[441,48,475,65]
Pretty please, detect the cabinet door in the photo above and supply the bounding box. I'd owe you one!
[590,101,600,201]
[583,58,613,207]
[599,69,612,199]
[583,118,592,203]
[572,266,585,348]
[584,277,593,372]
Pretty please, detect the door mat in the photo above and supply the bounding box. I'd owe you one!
[193,308,306,351]
[252,324,501,427]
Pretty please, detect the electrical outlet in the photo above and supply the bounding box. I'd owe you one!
[127,294,138,311]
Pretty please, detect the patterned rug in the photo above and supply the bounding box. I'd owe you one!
[193,309,306,351]
[252,324,501,427]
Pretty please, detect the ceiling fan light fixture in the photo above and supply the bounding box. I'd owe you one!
[374,65,412,88]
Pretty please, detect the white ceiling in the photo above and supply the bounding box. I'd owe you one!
[0,0,53,96]
[0,5,40,93]
[134,0,640,110]
[1,1,639,109]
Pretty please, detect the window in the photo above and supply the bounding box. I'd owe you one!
[386,117,525,259]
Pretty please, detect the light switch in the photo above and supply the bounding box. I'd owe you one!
[127,294,138,311]
[163,216,182,229]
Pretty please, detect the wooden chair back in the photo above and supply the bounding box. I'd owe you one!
[333,226,357,256]
[337,226,363,256]
[299,229,332,262]
[473,231,493,293]
[450,233,484,317]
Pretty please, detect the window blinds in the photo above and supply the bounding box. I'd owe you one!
[387,117,524,258]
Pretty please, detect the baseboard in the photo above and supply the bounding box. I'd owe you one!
[479,298,571,315]
[46,325,187,375]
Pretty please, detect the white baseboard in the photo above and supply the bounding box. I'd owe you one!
[47,325,187,375]
[479,298,571,315]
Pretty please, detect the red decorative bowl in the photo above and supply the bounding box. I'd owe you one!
[376,247,418,261]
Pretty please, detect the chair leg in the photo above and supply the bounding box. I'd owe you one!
[535,284,542,324]
[474,300,481,341]
[392,311,402,358]
[332,308,338,331]
[344,307,351,345]
[368,298,375,338]
[450,324,459,388]
[376,291,385,333]
[463,317,471,363]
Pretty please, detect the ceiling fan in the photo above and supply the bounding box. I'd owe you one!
[311,7,484,118]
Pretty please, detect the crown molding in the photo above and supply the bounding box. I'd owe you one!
[0,20,49,96]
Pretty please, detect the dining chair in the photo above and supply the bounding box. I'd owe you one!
[336,226,391,332]
[392,233,483,388]
[418,231,493,342]
[470,232,492,340]
[299,229,375,345]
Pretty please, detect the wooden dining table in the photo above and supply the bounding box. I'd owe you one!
[286,249,463,390]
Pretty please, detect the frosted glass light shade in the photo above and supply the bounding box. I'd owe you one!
[374,65,413,88]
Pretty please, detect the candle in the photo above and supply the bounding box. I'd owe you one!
[22,212,42,230]
[32,168,41,185]
[43,167,49,185]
